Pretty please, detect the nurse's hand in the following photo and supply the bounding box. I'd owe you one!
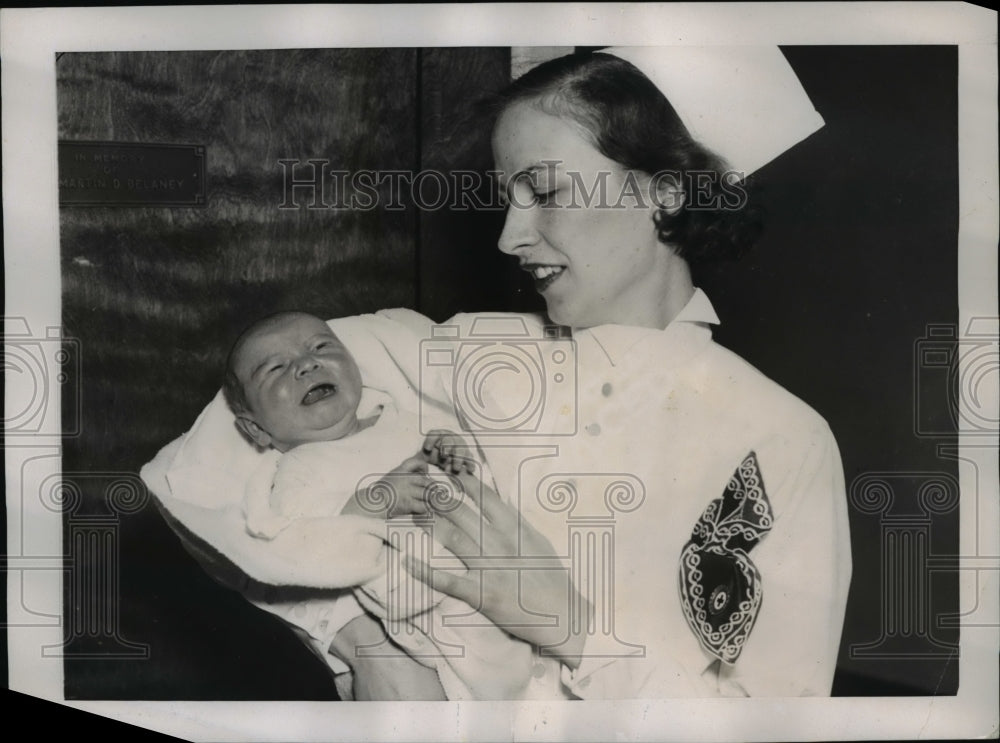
[405,468,590,669]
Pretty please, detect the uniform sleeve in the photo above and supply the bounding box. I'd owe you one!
[714,423,852,696]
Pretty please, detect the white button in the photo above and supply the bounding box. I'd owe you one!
[585,422,601,436]
[601,382,613,397]
[531,662,547,679]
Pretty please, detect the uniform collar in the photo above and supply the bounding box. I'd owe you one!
[671,287,721,327]
[576,288,720,367]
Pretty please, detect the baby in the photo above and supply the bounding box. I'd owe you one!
[223,311,533,700]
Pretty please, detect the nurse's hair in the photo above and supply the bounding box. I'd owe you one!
[483,51,762,263]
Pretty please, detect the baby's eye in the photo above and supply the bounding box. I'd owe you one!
[268,363,285,373]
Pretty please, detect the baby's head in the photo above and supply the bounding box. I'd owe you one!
[223,312,365,452]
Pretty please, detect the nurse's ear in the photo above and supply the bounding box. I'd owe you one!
[651,174,685,216]
[235,416,273,449]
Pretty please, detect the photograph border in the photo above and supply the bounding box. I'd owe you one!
[3,3,998,741]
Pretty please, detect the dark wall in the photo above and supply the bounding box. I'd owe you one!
[417,48,528,319]
[56,46,958,699]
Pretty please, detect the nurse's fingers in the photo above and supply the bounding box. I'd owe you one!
[403,554,480,606]
[421,430,477,475]
[419,494,485,548]
[420,429,454,456]
[448,468,515,530]
[418,511,483,559]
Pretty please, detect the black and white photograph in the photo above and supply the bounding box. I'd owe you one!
[3,4,997,741]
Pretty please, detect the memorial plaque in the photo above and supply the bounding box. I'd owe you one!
[58,141,205,206]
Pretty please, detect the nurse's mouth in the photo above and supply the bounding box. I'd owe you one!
[301,383,337,405]
[525,264,565,292]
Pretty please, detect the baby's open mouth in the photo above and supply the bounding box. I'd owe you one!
[301,383,337,405]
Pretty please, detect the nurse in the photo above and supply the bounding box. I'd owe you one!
[386,48,853,698]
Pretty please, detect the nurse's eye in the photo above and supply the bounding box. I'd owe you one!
[533,189,558,207]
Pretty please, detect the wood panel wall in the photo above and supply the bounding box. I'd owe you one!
[59,49,420,467]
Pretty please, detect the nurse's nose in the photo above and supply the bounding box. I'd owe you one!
[497,201,540,256]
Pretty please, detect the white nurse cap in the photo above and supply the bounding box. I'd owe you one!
[604,46,825,176]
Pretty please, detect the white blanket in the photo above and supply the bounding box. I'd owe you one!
[140,308,539,700]
[139,308,456,588]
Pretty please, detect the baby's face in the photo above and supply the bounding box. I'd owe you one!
[233,313,364,451]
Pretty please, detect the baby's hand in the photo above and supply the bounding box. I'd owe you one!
[420,429,477,476]
[342,456,433,519]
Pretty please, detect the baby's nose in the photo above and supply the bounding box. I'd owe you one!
[295,356,320,376]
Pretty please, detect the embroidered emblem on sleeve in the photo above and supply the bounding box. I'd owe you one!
[678,451,773,664]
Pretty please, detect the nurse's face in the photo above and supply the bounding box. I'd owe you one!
[492,102,679,329]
